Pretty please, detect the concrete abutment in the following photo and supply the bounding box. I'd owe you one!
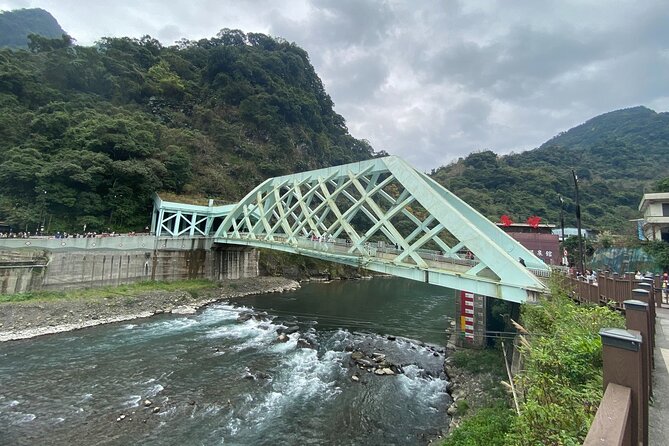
[0,238,259,294]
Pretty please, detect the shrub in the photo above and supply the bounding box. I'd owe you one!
[504,278,624,445]
[441,407,512,446]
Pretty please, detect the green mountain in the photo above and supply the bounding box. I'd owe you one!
[0,8,66,48]
[0,12,663,237]
[431,106,669,233]
[0,30,375,233]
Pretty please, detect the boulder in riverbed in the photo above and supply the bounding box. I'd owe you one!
[297,338,316,349]
[172,306,197,315]
[236,312,253,323]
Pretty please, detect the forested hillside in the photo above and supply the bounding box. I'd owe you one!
[1,10,665,237]
[0,30,375,233]
[431,106,669,233]
[0,8,65,48]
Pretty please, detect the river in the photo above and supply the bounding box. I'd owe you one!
[0,277,456,445]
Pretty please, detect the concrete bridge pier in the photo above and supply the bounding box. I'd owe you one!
[211,245,259,280]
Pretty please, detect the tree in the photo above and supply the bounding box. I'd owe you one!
[27,33,72,52]
[655,177,669,193]
[642,241,669,272]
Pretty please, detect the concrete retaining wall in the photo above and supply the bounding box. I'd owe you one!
[0,265,46,294]
[0,242,259,294]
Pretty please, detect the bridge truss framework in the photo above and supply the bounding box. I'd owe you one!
[152,156,549,303]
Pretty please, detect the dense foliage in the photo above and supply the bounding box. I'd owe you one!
[655,176,669,193]
[442,281,625,445]
[642,240,669,271]
[0,8,65,48]
[431,106,669,233]
[504,281,624,445]
[0,30,374,233]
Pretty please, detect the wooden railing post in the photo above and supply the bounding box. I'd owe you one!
[640,276,655,298]
[653,275,663,308]
[634,286,655,355]
[599,328,644,446]
[623,300,650,446]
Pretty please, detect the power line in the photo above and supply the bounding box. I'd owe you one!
[201,303,546,341]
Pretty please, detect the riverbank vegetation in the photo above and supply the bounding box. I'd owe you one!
[0,279,217,303]
[442,279,624,445]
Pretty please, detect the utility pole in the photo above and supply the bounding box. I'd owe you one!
[558,194,565,243]
[572,170,585,273]
[40,190,47,235]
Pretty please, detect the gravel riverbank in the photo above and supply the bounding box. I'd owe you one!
[0,277,299,342]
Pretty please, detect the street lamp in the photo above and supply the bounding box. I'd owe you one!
[572,170,585,274]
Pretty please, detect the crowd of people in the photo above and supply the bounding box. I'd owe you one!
[0,231,148,239]
[0,231,32,238]
[575,269,599,284]
[573,269,669,298]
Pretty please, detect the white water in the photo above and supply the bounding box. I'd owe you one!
[0,278,454,445]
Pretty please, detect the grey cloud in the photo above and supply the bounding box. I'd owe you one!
[5,0,669,171]
[271,0,396,48]
[318,50,388,103]
[0,0,30,10]
[156,24,182,44]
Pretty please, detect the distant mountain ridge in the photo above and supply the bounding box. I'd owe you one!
[540,106,669,152]
[432,106,669,233]
[0,8,66,48]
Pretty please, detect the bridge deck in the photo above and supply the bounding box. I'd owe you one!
[216,234,547,303]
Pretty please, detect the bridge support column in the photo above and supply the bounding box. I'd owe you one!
[455,291,487,348]
[212,245,259,280]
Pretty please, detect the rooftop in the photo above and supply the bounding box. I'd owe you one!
[639,192,669,212]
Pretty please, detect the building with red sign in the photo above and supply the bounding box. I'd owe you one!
[496,223,561,265]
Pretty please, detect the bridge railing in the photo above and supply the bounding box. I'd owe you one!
[561,273,657,445]
[217,233,557,281]
[219,233,487,269]
[583,292,653,446]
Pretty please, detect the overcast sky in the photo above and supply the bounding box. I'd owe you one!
[2,0,668,170]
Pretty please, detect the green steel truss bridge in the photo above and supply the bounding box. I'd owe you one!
[151,156,549,303]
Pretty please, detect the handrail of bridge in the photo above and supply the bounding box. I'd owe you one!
[215,232,552,280]
[559,271,657,445]
[583,383,632,445]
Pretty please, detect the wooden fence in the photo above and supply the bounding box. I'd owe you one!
[559,272,664,310]
[562,273,659,446]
